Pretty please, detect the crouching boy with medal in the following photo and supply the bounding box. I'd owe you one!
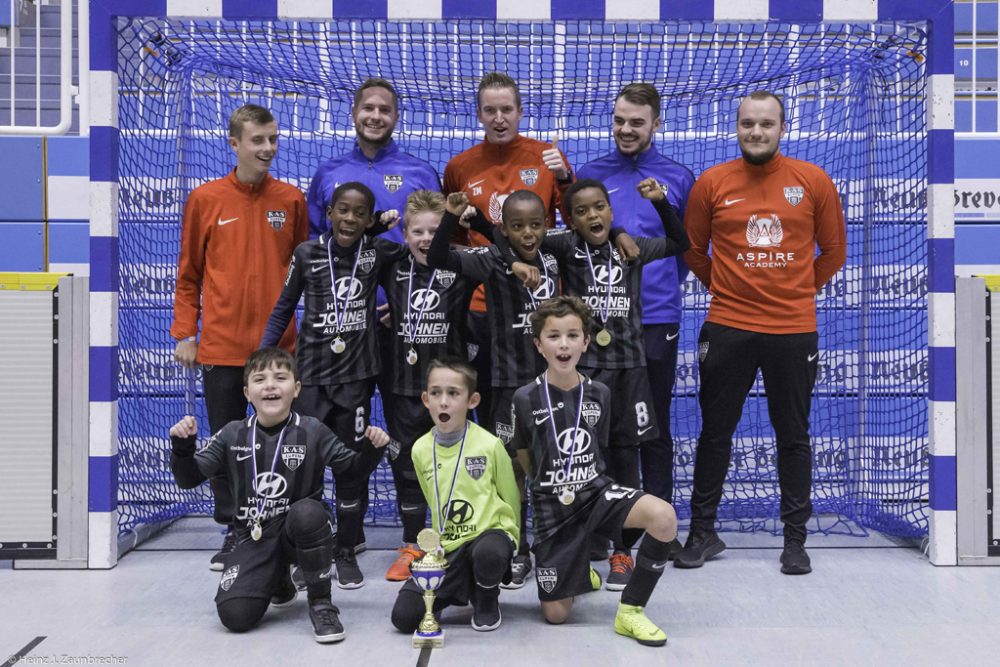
[509,296,678,646]
[390,357,521,634]
[169,347,391,643]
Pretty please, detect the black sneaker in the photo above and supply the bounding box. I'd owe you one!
[308,599,346,643]
[673,531,727,569]
[665,538,683,561]
[501,554,531,590]
[780,541,812,575]
[271,568,298,608]
[209,526,237,572]
[471,586,501,632]
[605,552,635,591]
[335,549,365,589]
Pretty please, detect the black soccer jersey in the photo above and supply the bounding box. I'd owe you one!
[380,254,476,396]
[542,199,687,370]
[171,412,381,540]
[261,233,405,384]
[429,212,560,388]
[509,375,610,542]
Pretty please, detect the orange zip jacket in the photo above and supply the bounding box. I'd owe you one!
[684,154,847,334]
[443,134,572,312]
[171,170,308,365]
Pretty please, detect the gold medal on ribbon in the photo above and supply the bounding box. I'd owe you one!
[406,347,418,366]
[595,329,612,347]
[559,489,576,505]
[331,337,347,354]
[251,521,263,541]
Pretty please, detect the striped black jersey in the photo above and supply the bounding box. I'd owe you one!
[510,375,610,542]
[171,412,381,540]
[261,233,404,384]
[379,254,476,397]
[429,211,560,388]
[542,198,688,370]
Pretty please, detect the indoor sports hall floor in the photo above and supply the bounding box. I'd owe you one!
[3,519,1000,666]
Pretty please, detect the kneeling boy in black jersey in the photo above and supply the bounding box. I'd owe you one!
[391,357,521,633]
[510,296,678,646]
[169,347,391,643]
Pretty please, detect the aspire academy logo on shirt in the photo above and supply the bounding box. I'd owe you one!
[737,213,796,269]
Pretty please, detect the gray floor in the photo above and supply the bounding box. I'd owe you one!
[3,518,1000,666]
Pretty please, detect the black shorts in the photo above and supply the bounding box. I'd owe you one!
[582,367,658,448]
[215,519,295,605]
[295,379,375,450]
[396,529,515,606]
[490,387,517,455]
[382,392,434,449]
[532,480,644,601]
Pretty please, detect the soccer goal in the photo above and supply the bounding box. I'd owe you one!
[86,0,955,567]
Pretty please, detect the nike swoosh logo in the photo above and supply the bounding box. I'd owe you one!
[637,426,654,436]
[339,501,360,509]
[665,332,679,341]
[218,217,239,226]
[236,453,252,461]
[535,416,550,425]
[354,435,366,442]
[467,178,486,189]
[808,352,819,362]
[724,198,745,206]
[652,562,666,570]
[311,264,326,272]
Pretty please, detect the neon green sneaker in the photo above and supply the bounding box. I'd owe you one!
[614,603,667,646]
[589,567,602,591]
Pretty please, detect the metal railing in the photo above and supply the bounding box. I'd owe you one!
[0,0,80,136]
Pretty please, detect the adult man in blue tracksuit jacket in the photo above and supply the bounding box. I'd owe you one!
[306,78,440,241]
[579,83,695,547]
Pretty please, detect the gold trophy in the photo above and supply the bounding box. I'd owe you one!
[411,528,448,648]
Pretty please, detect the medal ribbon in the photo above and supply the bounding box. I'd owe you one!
[326,235,365,336]
[583,242,613,328]
[431,421,469,536]
[541,375,585,493]
[405,256,438,348]
[249,413,292,529]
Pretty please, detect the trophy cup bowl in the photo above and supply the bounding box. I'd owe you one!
[411,528,448,648]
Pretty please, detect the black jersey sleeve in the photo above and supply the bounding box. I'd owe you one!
[318,423,383,476]
[427,211,466,273]
[538,228,576,259]
[509,388,532,453]
[636,198,690,264]
[170,425,230,488]
[261,242,308,347]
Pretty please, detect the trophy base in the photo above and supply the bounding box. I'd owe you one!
[412,629,445,648]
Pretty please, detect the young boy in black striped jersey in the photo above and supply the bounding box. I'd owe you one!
[391,357,520,634]
[378,190,481,581]
[261,182,405,589]
[509,296,678,646]
[512,177,689,589]
[169,347,391,643]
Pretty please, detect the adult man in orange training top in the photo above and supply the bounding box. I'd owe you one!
[443,71,574,585]
[676,91,846,575]
[171,104,308,570]
[443,72,573,428]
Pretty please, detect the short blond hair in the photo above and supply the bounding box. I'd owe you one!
[404,189,445,226]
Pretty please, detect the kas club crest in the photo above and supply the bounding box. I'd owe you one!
[266,210,287,231]
[436,270,457,288]
[699,341,710,362]
[520,168,539,186]
[537,567,558,593]
[220,564,240,591]
[384,174,404,193]
[784,186,804,206]
[582,401,602,427]
[282,445,306,471]
[357,249,377,273]
[465,456,487,480]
